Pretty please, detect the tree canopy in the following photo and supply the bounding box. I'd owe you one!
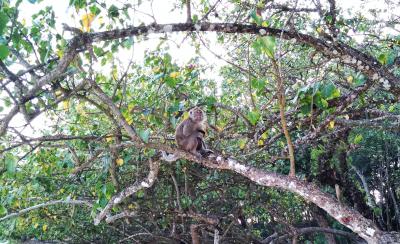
[0,0,400,243]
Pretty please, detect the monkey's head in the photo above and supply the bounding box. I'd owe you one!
[189,107,205,122]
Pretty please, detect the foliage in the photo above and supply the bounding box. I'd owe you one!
[0,0,399,243]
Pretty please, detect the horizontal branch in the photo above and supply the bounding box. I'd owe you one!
[2,22,398,138]
[86,22,398,93]
[1,134,103,154]
[105,210,137,224]
[0,199,93,222]
[335,117,400,130]
[262,227,361,243]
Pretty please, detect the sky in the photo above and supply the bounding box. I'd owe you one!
[2,0,399,137]
[9,0,225,136]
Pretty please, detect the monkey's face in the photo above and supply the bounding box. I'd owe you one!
[189,107,204,122]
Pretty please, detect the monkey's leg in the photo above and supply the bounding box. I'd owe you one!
[196,137,213,157]
[182,135,202,158]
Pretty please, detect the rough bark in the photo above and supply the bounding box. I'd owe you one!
[88,75,397,243]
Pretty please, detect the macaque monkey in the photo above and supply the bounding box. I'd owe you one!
[175,107,213,157]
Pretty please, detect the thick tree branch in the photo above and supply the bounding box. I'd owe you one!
[2,22,398,138]
[262,227,361,243]
[80,77,383,242]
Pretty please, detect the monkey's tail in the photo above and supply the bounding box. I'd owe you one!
[199,139,214,157]
[161,151,180,162]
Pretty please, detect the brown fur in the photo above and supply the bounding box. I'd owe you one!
[175,107,211,157]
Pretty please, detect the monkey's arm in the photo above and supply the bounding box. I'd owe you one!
[182,121,194,137]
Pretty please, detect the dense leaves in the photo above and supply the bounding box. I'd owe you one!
[0,0,399,243]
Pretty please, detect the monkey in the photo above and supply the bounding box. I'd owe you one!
[175,107,213,158]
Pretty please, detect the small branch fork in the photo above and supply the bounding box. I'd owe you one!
[93,159,160,225]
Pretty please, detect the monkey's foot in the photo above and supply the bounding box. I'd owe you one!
[199,149,214,158]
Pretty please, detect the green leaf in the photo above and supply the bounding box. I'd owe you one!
[5,153,16,174]
[0,44,9,60]
[314,93,328,109]
[263,36,276,58]
[250,10,262,25]
[70,0,86,9]
[246,110,260,126]
[89,5,101,15]
[354,134,363,144]
[0,12,9,36]
[108,5,119,18]
[205,96,217,106]
[0,205,7,216]
[354,74,366,87]
[136,189,145,198]
[252,37,276,58]
[138,128,151,143]
[164,77,177,88]
[321,83,335,98]
[377,53,387,65]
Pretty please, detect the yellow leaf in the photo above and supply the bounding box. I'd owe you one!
[81,13,95,32]
[169,71,180,79]
[55,90,63,97]
[260,132,268,140]
[76,102,83,111]
[328,120,335,129]
[34,223,39,228]
[347,76,353,83]
[116,158,124,166]
[258,139,264,146]
[56,49,64,58]
[42,224,48,232]
[63,100,69,110]
[13,200,20,208]
[183,111,189,120]
[128,203,138,209]
[239,139,247,149]
[126,117,133,125]
[77,103,87,116]
[152,67,160,73]
[21,18,26,26]
[112,68,118,80]
[316,26,323,33]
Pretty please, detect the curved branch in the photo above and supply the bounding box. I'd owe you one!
[184,154,382,243]
[2,22,397,138]
[79,78,384,242]
[93,159,159,225]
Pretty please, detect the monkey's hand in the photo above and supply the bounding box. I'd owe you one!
[161,151,180,162]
